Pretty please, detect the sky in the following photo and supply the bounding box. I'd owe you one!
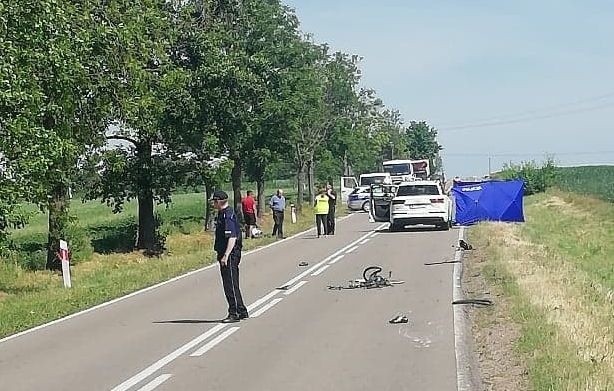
[284,0,614,177]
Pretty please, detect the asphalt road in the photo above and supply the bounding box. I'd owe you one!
[0,213,460,391]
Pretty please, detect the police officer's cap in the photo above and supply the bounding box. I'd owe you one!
[212,190,229,201]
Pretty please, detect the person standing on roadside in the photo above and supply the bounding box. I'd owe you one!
[326,183,337,235]
[241,190,258,239]
[212,190,248,323]
[269,189,286,239]
[314,188,330,238]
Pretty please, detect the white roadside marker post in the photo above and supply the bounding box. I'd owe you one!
[290,203,297,224]
[59,240,72,288]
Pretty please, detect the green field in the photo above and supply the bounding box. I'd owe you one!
[0,183,334,338]
[468,190,614,389]
[555,165,614,202]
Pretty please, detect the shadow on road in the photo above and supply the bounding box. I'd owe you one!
[153,319,224,324]
[381,226,443,233]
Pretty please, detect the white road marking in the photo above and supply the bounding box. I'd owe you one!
[251,298,284,318]
[311,265,331,276]
[190,327,240,357]
[328,255,344,265]
[279,223,387,288]
[0,215,359,345]
[246,290,279,312]
[345,246,359,254]
[110,219,385,391]
[284,281,308,296]
[360,238,370,245]
[370,232,379,238]
[135,374,173,391]
[110,324,227,391]
[453,226,474,391]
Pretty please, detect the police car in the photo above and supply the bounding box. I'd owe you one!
[347,186,371,212]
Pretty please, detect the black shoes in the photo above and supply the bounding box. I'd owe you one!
[221,313,248,323]
[221,315,240,323]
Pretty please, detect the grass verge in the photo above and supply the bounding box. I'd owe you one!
[0,196,338,339]
[467,190,614,390]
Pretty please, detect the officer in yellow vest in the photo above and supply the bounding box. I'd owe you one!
[314,188,330,238]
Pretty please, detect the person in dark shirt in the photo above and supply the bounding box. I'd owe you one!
[212,190,248,323]
[326,183,337,235]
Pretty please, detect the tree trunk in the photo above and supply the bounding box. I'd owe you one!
[256,176,265,217]
[136,190,156,250]
[306,159,315,204]
[231,158,243,220]
[46,183,69,271]
[296,162,305,211]
[135,142,156,250]
[204,182,214,231]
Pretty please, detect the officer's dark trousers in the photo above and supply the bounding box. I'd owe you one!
[218,252,247,317]
[316,214,328,236]
[327,206,336,235]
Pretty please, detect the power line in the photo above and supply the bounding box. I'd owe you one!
[439,102,614,132]
[436,90,614,128]
[443,150,614,157]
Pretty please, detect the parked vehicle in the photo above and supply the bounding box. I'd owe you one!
[359,172,392,187]
[340,173,392,204]
[382,159,431,183]
[369,183,398,222]
[347,186,371,212]
[389,181,452,231]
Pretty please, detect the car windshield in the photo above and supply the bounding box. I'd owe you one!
[383,164,411,176]
[361,176,386,186]
[397,184,440,196]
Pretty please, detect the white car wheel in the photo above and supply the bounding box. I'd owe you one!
[362,201,370,212]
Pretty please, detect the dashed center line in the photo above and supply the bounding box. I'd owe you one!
[360,238,370,245]
[111,222,387,391]
[190,327,240,357]
[251,298,284,318]
[345,246,359,254]
[136,374,172,391]
[110,324,227,391]
[247,290,279,312]
[311,264,331,276]
[284,281,308,296]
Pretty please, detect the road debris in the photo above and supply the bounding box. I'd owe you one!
[328,266,404,290]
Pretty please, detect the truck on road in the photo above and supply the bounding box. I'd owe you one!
[382,159,431,183]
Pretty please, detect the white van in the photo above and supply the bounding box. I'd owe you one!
[359,172,392,187]
[340,173,392,204]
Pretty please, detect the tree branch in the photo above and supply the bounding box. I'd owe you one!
[106,135,138,146]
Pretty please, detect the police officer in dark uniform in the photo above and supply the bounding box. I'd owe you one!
[212,190,248,323]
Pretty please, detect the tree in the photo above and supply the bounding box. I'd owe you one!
[404,121,443,171]
[1,0,110,269]
[84,0,189,252]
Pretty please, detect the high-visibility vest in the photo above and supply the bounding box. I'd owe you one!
[314,195,330,214]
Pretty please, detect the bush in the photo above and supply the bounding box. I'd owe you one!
[498,158,556,195]
[65,221,94,264]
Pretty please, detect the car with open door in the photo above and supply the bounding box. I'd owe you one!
[369,183,398,222]
[340,176,359,205]
[389,181,452,231]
